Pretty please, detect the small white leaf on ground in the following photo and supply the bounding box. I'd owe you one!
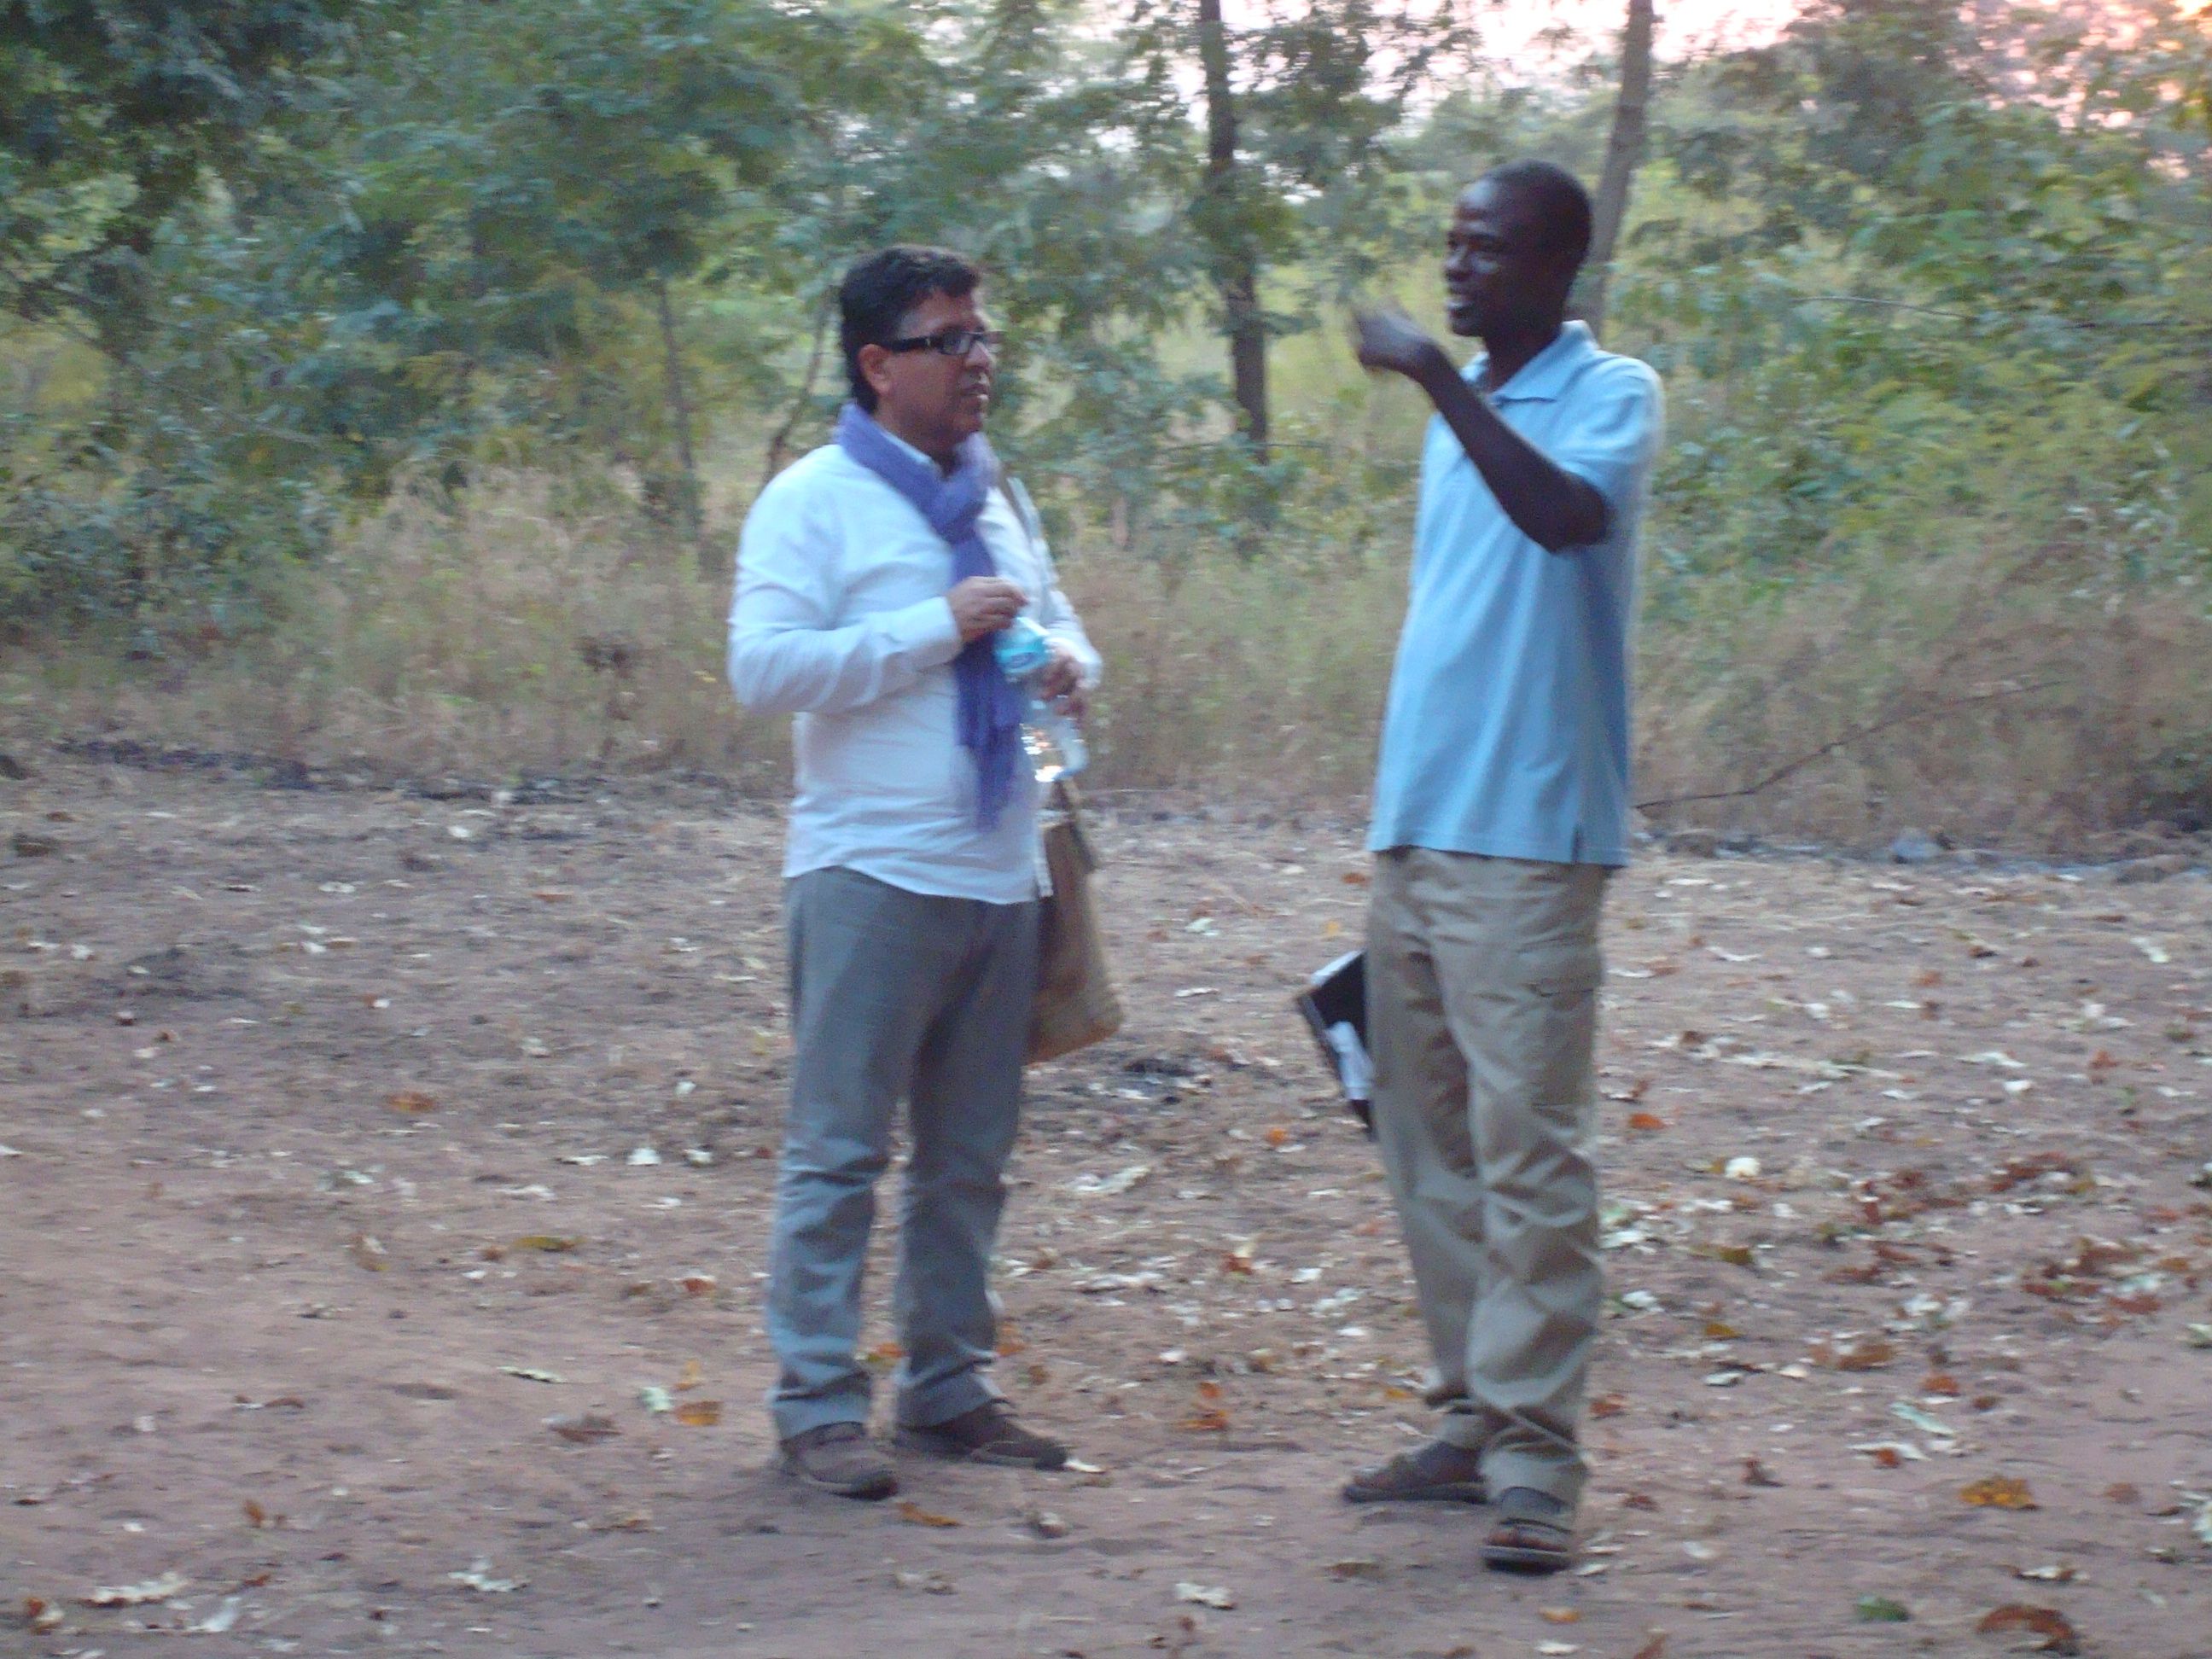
[627,1146,661,1166]
[892,1569,954,1594]
[2132,937,2170,964]
[498,1365,565,1384]
[1066,1164,1150,1196]
[1537,1644,1581,1656]
[1724,1155,1761,1180]
[1175,1581,1235,1609]
[449,1560,525,1593]
[84,1571,189,1606]
[1891,1402,1957,1438]
[189,1596,243,1633]
[637,1385,673,1413]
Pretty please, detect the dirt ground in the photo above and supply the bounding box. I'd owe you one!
[3,749,2210,1659]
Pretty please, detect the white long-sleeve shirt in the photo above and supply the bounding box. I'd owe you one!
[728,439,1102,904]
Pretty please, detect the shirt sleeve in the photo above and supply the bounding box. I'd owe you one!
[1549,362,1664,531]
[1006,480,1103,690]
[727,478,963,715]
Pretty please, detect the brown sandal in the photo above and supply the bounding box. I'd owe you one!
[1481,1487,1574,1574]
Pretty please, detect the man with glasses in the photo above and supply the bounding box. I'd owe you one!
[730,246,1099,1499]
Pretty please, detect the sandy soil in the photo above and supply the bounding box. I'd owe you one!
[3,750,2209,1659]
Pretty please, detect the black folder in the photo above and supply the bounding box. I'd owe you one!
[1294,950,1373,1133]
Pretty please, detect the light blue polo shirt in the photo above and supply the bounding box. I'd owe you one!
[1368,321,1662,867]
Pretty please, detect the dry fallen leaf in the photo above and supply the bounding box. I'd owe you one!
[1174,1581,1234,1610]
[1589,1394,1627,1419]
[511,1234,579,1253]
[896,1499,961,1528]
[678,1272,718,1296]
[1976,1604,2080,1653]
[672,1399,721,1427]
[1810,1336,1897,1371]
[672,1359,706,1392]
[1960,1476,2038,1511]
[546,1412,620,1444]
[1179,1407,1231,1433]
[2103,1481,2140,1505]
[349,1232,389,1272]
[83,1572,188,1607]
[1626,1111,1668,1132]
[1741,1456,1784,1487]
[1539,1606,1580,1623]
[386,1090,438,1115]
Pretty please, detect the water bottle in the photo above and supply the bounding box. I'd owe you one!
[993,617,1088,781]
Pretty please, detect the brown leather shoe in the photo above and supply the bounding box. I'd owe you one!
[1342,1438,1488,1505]
[780,1422,897,1499]
[898,1401,1068,1470]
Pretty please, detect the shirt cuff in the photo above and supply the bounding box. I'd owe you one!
[888,596,964,667]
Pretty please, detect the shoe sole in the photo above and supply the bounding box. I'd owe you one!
[895,1429,1066,1470]
[781,1458,898,1500]
[1342,1481,1487,1505]
[1481,1541,1570,1574]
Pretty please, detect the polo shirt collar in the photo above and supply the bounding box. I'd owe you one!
[1471,320,1595,403]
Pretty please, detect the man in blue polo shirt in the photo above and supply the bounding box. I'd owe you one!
[1342,160,1662,1575]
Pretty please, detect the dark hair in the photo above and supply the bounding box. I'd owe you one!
[1480,160,1594,269]
[838,246,983,411]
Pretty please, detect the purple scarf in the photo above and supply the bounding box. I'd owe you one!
[835,402,1024,829]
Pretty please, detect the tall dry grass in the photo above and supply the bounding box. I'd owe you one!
[5,470,2208,852]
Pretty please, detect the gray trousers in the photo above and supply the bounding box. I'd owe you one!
[1367,847,1610,1505]
[765,865,1039,1441]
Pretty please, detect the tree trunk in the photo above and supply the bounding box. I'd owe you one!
[1580,0,1656,339]
[1196,0,1268,458]
[760,297,833,492]
[653,277,709,575]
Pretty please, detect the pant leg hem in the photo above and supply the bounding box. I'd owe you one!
[771,1394,875,1444]
[1480,1448,1583,1509]
[895,1373,1002,1431]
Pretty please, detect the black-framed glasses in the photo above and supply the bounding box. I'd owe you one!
[884,327,1004,358]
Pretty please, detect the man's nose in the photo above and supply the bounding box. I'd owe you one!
[966,336,997,368]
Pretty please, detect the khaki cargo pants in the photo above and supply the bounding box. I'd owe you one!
[1367,847,1610,1506]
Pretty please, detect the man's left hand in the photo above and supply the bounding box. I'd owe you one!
[1352,308,1448,384]
[1039,645,1087,725]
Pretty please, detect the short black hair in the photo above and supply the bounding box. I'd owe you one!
[1479,160,1593,269]
[839,246,983,411]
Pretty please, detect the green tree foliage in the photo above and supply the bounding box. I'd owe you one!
[2,0,2206,688]
[0,0,357,352]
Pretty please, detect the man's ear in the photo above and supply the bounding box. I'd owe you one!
[858,342,894,405]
